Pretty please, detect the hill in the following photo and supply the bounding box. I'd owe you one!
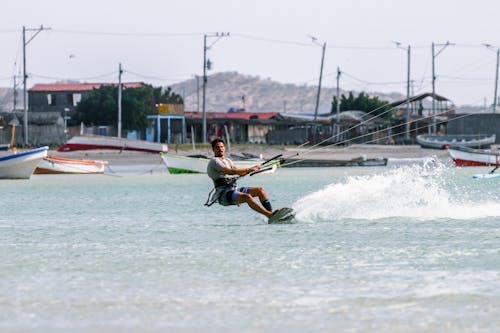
[0,72,406,114]
[170,71,404,114]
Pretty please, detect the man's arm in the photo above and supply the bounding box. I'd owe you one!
[220,164,261,176]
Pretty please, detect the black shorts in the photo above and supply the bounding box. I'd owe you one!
[218,186,251,206]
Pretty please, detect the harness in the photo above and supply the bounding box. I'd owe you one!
[204,153,283,207]
[204,176,239,207]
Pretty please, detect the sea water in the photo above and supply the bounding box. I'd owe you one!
[1,161,499,332]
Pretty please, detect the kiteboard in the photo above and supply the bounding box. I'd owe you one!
[472,173,500,179]
[268,207,295,224]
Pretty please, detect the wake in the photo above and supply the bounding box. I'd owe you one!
[292,163,500,222]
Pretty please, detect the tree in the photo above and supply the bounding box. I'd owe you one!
[75,84,183,131]
[331,92,392,119]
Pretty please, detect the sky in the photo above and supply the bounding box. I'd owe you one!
[1,0,500,107]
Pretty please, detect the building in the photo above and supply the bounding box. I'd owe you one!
[28,82,144,121]
[184,111,281,144]
[390,92,454,143]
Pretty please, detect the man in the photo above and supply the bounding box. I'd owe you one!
[207,138,274,219]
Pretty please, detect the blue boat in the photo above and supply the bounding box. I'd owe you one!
[0,146,49,179]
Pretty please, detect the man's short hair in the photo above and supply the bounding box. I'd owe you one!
[211,137,226,149]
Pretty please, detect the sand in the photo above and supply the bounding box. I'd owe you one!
[48,144,459,166]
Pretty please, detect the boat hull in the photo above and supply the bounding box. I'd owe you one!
[448,147,500,167]
[0,146,49,179]
[35,156,108,174]
[160,153,276,174]
[417,134,496,149]
[282,157,388,167]
[58,135,168,153]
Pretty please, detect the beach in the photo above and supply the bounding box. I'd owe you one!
[48,144,455,168]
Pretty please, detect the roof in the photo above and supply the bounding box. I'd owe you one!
[391,92,451,107]
[278,112,335,124]
[185,111,279,121]
[29,82,144,92]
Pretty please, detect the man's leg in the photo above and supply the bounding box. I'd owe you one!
[246,187,273,211]
[236,193,272,218]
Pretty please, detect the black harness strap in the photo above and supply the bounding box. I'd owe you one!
[205,176,239,207]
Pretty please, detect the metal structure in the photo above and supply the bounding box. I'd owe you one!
[202,32,229,143]
[22,25,51,145]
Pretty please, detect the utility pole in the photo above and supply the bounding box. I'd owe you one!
[394,42,411,141]
[202,32,229,143]
[202,35,207,143]
[335,67,341,140]
[431,41,453,134]
[313,42,326,121]
[406,45,411,140]
[336,67,341,120]
[195,75,200,112]
[494,48,499,113]
[118,63,123,138]
[431,42,435,134]
[13,75,18,112]
[22,25,51,145]
[484,44,500,113]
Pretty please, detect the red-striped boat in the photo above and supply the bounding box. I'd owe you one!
[448,146,500,167]
[58,135,168,153]
[35,156,108,174]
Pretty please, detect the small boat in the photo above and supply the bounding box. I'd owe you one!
[35,156,108,174]
[160,153,277,174]
[282,156,388,168]
[472,173,500,179]
[448,146,500,167]
[58,135,168,153]
[416,134,496,149]
[0,146,49,179]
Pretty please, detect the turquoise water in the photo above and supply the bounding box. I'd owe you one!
[1,162,499,332]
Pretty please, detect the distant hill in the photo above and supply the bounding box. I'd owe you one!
[170,71,404,114]
[10,72,487,114]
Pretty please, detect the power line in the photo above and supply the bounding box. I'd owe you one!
[123,69,191,82]
[341,71,407,86]
[52,29,202,38]
[30,71,118,81]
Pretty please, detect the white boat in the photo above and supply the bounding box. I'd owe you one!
[448,146,500,167]
[160,153,278,174]
[416,134,496,149]
[35,156,108,174]
[58,135,168,153]
[0,146,49,179]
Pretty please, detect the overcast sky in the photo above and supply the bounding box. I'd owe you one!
[1,0,500,107]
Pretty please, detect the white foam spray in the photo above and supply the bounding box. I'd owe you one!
[293,163,500,222]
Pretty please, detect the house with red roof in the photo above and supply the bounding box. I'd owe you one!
[184,110,282,143]
[28,82,144,116]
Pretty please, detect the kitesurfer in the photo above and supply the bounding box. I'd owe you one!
[207,138,274,218]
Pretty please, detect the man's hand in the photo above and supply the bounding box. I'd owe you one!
[250,165,261,172]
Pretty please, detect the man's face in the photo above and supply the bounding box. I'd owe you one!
[213,142,225,157]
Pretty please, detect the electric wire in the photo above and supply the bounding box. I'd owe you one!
[276,94,471,165]
[279,111,478,168]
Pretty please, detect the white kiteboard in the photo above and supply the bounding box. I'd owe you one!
[268,207,295,224]
[472,173,500,179]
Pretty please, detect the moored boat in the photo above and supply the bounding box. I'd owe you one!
[416,134,496,149]
[35,156,108,174]
[58,135,168,153]
[448,146,500,167]
[0,146,49,179]
[160,152,277,174]
[281,156,388,167]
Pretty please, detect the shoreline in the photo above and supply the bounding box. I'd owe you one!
[47,144,455,166]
